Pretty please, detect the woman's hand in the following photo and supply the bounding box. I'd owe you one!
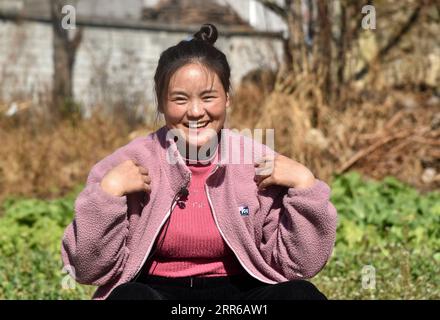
[254,154,316,191]
[100,160,151,197]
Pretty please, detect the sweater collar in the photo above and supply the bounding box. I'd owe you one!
[156,126,228,195]
[157,126,229,167]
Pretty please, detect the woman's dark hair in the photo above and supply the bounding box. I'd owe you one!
[154,23,231,113]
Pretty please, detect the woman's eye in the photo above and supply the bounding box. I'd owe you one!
[203,96,216,101]
[174,97,187,104]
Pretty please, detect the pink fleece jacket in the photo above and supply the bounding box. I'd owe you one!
[61,126,338,300]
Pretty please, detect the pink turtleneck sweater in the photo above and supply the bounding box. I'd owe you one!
[145,152,245,278]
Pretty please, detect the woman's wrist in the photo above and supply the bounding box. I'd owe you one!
[292,176,316,189]
[100,180,124,197]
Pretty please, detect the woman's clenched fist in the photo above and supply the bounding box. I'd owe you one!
[100,159,151,197]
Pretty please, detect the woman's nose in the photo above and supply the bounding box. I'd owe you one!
[187,101,205,118]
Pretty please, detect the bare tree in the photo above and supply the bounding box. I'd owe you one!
[256,0,429,104]
[50,0,82,120]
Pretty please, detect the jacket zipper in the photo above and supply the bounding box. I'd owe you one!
[130,174,191,281]
[130,162,270,284]
[204,165,268,284]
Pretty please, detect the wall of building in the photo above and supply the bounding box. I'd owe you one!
[0,19,283,118]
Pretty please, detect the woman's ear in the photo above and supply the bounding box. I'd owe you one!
[225,93,230,109]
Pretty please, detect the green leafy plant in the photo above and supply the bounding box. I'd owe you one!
[0,172,438,299]
[313,172,440,299]
[0,185,95,299]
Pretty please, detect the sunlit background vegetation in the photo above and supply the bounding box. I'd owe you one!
[0,0,439,299]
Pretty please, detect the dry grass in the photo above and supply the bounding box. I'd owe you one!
[0,106,158,210]
[0,73,438,210]
[229,71,440,193]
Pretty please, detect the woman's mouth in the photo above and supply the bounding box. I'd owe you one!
[185,121,210,130]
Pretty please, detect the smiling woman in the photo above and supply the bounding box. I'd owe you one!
[164,63,229,152]
[154,24,230,156]
[61,23,337,301]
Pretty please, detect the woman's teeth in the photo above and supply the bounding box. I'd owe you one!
[188,122,209,129]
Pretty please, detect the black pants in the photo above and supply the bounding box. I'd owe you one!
[106,274,327,300]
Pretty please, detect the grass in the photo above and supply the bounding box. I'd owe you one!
[313,172,440,299]
[0,172,438,299]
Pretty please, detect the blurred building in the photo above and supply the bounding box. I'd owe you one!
[0,0,284,118]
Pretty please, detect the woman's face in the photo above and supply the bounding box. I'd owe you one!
[162,63,229,149]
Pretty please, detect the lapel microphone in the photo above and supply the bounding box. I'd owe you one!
[142,185,188,208]
[178,186,189,198]
[177,186,189,209]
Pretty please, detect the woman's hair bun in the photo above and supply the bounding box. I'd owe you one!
[193,24,218,45]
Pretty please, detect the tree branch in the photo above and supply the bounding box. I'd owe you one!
[255,0,288,21]
[354,3,423,80]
